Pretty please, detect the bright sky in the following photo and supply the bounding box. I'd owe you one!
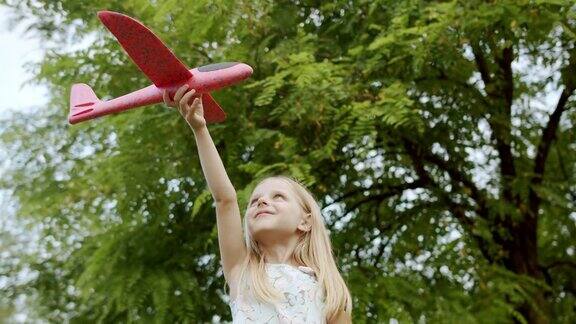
[0,5,49,115]
[0,6,49,322]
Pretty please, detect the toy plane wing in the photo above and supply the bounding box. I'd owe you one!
[97,11,191,87]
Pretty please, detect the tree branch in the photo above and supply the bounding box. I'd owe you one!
[542,260,576,271]
[372,200,440,266]
[325,191,399,231]
[401,137,496,262]
[498,46,514,117]
[330,179,426,206]
[413,68,492,109]
[532,88,574,185]
[495,46,517,201]
[472,42,518,207]
[401,136,491,218]
[471,42,492,85]
[529,47,576,218]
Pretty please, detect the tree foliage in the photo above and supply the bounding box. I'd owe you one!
[1,0,575,323]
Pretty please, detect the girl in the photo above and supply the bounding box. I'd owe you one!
[163,85,353,323]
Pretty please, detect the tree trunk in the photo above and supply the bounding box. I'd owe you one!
[502,215,550,324]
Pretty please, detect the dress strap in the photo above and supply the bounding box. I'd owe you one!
[297,266,316,277]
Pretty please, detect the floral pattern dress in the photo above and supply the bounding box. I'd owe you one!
[229,263,326,323]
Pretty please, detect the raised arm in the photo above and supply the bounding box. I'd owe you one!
[163,85,247,285]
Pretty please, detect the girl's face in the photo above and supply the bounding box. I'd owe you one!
[246,178,308,243]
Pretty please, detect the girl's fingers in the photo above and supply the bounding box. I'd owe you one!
[162,90,174,107]
[173,84,189,102]
[180,89,196,109]
[194,96,204,112]
[191,97,202,110]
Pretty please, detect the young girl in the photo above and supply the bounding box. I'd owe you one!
[163,85,353,323]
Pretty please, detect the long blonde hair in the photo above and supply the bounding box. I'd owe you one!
[231,175,352,322]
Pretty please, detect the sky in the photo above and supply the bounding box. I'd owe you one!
[0,5,49,115]
[0,6,50,322]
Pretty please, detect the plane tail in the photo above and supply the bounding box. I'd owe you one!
[69,83,101,123]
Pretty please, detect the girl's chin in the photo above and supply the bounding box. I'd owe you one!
[251,227,294,240]
[250,223,278,233]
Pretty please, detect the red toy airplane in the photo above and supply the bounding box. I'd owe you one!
[69,11,253,124]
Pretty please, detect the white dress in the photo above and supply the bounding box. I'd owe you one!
[229,263,326,323]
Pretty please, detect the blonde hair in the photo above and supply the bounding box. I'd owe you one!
[231,175,352,322]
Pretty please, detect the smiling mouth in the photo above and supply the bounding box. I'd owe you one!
[256,212,272,218]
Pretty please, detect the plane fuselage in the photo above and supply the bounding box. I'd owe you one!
[68,62,252,124]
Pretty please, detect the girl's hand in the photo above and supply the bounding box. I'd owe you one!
[163,84,206,130]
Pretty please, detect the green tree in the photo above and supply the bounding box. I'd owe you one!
[1,0,575,323]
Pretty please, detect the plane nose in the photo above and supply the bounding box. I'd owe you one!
[240,63,253,77]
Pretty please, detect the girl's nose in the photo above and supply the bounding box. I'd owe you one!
[257,197,268,206]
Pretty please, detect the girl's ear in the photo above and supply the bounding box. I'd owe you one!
[297,213,312,232]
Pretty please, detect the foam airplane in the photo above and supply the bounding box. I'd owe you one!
[69,11,253,124]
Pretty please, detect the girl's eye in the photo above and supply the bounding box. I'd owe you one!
[250,194,283,205]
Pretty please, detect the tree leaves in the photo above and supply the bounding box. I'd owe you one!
[1,0,575,322]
